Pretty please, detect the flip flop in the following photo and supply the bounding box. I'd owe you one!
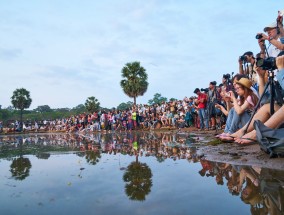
[234,137,258,146]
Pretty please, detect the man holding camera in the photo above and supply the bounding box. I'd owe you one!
[194,88,209,131]
[238,51,258,88]
[257,22,282,58]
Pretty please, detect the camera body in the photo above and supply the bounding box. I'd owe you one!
[201,88,209,93]
[239,55,247,62]
[256,57,277,70]
[223,73,231,79]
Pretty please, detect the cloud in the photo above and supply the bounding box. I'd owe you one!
[0,48,22,60]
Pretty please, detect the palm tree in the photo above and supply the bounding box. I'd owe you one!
[120,61,148,105]
[10,157,32,180]
[10,138,32,180]
[85,96,100,113]
[11,88,32,131]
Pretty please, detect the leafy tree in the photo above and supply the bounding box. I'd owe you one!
[11,88,32,130]
[85,150,101,165]
[85,96,100,113]
[34,105,52,113]
[169,98,178,102]
[10,157,32,180]
[120,61,148,105]
[117,101,134,111]
[148,93,167,105]
[123,161,153,201]
[71,104,86,114]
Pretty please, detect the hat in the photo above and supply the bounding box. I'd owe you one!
[235,78,252,89]
[263,22,277,32]
[193,88,200,94]
[210,81,217,85]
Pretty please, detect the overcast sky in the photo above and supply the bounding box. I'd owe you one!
[0,0,283,109]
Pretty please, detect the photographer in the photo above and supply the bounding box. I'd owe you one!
[230,55,284,145]
[257,22,282,58]
[257,11,284,56]
[239,51,258,90]
[238,51,255,75]
[207,81,221,130]
[218,78,259,140]
[193,88,209,131]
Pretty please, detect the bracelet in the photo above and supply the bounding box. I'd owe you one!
[269,37,273,41]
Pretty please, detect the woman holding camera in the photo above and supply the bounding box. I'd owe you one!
[218,78,259,140]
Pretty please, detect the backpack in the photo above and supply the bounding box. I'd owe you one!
[254,120,284,158]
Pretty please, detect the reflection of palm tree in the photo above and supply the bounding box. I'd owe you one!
[85,150,101,165]
[10,157,32,180]
[123,159,152,201]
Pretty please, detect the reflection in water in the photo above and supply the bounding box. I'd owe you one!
[198,159,284,214]
[0,132,284,214]
[123,160,152,201]
[10,156,32,180]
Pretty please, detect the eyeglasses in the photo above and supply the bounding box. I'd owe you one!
[235,87,242,91]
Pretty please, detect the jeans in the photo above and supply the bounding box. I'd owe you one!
[276,69,284,90]
[198,108,209,129]
[224,108,251,134]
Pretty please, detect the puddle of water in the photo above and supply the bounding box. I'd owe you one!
[0,132,283,215]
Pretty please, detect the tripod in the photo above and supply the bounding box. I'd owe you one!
[242,70,279,135]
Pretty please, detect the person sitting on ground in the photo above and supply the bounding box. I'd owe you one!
[226,55,284,144]
[218,77,259,138]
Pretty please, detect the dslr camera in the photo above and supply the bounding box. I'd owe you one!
[223,73,231,79]
[256,57,277,70]
[239,55,247,62]
[201,88,209,93]
[255,34,263,39]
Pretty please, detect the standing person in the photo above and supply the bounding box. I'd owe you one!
[194,88,209,131]
[207,81,220,130]
[258,22,282,58]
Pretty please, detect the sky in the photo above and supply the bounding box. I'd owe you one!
[0,0,283,110]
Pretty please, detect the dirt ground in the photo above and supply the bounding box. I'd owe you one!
[181,127,284,171]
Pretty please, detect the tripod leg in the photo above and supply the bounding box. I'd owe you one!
[242,81,270,136]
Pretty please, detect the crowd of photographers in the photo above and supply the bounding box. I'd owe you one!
[2,11,284,146]
[193,10,284,145]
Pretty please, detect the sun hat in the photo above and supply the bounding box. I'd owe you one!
[263,22,277,32]
[235,78,252,89]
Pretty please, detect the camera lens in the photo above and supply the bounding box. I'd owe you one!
[255,34,263,39]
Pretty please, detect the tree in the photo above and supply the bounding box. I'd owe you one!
[11,88,32,130]
[117,101,134,111]
[123,161,152,201]
[85,96,100,113]
[71,104,86,114]
[169,98,178,102]
[148,93,167,105]
[120,61,148,105]
[34,105,52,113]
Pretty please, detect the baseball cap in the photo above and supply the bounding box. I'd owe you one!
[263,22,277,32]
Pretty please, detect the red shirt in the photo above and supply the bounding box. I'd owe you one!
[197,93,207,109]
